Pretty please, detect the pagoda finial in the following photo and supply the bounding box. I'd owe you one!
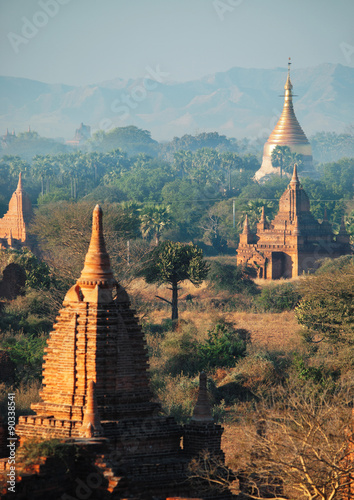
[339,215,347,234]
[243,214,250,234]
[260,206,266,223]
[284,57,293,93]
[192,372,213,423]
[290,164,300,188]
[16,172,23,191]
[78,205,116,289]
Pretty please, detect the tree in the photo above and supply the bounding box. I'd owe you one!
[30,201,144,284]
[189,381,354,500]
[138,241,209,320]
[245,199,275,230]
[139,203,172,245]
[295,260,354,346]
[271,145,303,177]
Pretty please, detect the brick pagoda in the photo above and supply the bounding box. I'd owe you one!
[16,205,232,499]
[0,173,32,249]
[237,165,351,279]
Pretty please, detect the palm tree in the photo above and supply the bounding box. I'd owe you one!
[139,204,172,245]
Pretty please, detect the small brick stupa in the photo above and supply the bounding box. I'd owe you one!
[237,165,351,279]
[0,173,32,249]
[16,205,231,499]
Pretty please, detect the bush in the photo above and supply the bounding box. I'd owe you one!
[1,333,47,382]
[197,321,248,371]
[163,320,250,376]
[0,295,52,334]
[292,354,339,387]
[256,282,301,312]
[207,261,258,295]
[17,439,79,467]
[0,248,51,290]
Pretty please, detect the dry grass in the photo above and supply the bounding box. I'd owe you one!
[128,278,302,352]
[0,380,41,419]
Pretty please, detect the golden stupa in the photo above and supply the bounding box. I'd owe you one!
[255,59,313,180]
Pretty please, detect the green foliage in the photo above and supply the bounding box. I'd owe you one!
[164,320,249,376]
[1,333,47,382]
[139,203,172,243]
[197,321,248,371]
[0,248,51,291]
[295,260,354,345]
[14,249,51,289]
[207,261,258,295]
[140,241,209,287]
[18,438,79,467]
[138,241,209,320]
[271,145,303,174]
[256,282,301,312]
[292,354,338,387]
[310,131,354,163]
[89,126,158,156]
[244,198,276,230]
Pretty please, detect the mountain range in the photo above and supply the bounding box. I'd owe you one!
[0,63,353,142]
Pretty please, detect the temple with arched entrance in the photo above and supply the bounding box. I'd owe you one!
[237,165,351,279]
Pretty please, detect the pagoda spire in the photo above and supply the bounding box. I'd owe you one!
[16,172,23,191]
[290,163,300,189]
[255,59,313,181]
[242,214,250,234]
[260,206,266,224]
[78,205,116,289]
[192,372,213,423]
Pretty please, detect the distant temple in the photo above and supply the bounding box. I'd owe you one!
[0,173,33,250]
[255,59,314,181]
[66,122,91,146]
[1,128,16,148]
[14,205,232,499]
[237,165,351,279]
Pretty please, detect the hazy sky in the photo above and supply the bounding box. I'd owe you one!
[1,0,354,86]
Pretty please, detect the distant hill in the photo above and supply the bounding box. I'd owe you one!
[0,64,353,142]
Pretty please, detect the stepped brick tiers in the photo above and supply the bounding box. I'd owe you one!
[237,165,352,279]
[184,372,224,461]
[255,59,315,181]
[0,173,33,249]
[15,205,233,500]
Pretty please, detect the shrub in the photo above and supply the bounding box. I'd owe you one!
[207,261,258,295]
[1,333,47,382]
[163,320,250,376]
[17,439,79,467]
[256,282,301,312]
[3,248,51,290]
[292,354,339,387]
[196,321,248,371]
